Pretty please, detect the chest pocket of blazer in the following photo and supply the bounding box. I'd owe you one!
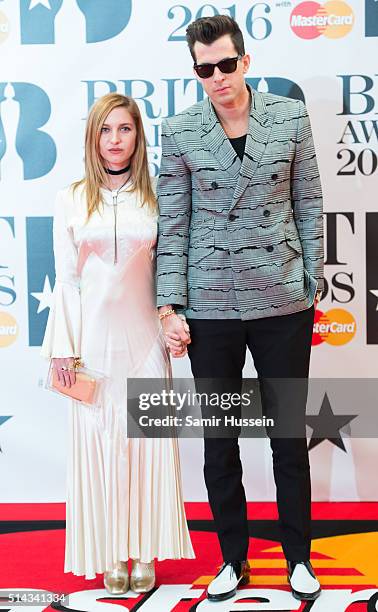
[188,219,215,263]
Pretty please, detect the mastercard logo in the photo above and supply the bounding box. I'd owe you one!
[0,11,10,45]
[290,1,354,39]
[0,311,19,348]
[312,308,356,346]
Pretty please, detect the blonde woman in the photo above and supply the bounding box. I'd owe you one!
[41,93,194,593]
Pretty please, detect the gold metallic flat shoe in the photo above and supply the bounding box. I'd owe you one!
[103,561,129,594]
[130,560,155,593]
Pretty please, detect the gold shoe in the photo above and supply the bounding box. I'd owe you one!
[130,559,155,593]
[103,561,129,594]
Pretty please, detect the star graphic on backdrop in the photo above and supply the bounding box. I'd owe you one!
[306,393,357,452]
[31,275,53,314]
[369,289,378,310]
[29,0,51,10]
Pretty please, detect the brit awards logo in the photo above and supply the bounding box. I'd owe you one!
[20,0,132,44]
[26,217,54,346]
[246,77,304,101]
[337,75,378,177]
[0,216,18,350]
[365,0,378,37]
[0,82,56,180]
[366,213,378,345]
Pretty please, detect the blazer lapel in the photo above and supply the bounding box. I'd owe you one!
[199,97,241,176]
[198,89,274,195]
[232,88,273,206]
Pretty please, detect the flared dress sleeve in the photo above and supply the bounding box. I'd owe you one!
[41,189,81,359]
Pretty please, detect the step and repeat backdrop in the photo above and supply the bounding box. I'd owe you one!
[0,0,377,502]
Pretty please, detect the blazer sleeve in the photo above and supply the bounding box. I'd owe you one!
[156,118,192,309]
[40,189,82,358]
[291,101,324,293]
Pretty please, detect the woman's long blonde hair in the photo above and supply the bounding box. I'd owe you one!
[73,93,156,218]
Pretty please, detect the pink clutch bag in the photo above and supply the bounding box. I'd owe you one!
[46,361,106,407]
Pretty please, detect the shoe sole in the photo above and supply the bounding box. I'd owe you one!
[130,584,156,593]
[291,587,322,602]
[104,585,129,595]
[287,576,322,602]
[206,574,250,602]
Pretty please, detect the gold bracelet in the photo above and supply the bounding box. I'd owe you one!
[158,308,175,320]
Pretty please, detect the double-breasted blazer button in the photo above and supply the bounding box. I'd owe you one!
[211,181,218,189]
[271,173,278,180]
[266,245,274,252]
[263,210,270,217]
[229,213,238,221]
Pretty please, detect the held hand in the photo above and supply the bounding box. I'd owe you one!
[52,357,76,388]
[161,313,191,359]
[314,290,322,311]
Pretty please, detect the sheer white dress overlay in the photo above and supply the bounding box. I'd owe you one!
[42,183,194,578]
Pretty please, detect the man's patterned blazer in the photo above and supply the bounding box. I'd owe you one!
[156,87,324,321]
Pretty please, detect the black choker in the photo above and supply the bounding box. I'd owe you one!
[104,164,131,176]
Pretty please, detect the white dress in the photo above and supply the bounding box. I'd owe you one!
[41,181,194,579]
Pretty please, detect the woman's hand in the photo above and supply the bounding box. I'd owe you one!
[161,313,191,358]
[52,357,76,387]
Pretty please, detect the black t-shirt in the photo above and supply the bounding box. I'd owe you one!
[229,134,247,161]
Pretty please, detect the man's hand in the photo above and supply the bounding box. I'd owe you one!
[52,357,76,387]
[160,307,191,358]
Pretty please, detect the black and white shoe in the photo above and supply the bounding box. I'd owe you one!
[206,560,250,602]
[287,561,321,601]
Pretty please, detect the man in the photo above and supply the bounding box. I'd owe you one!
[157,15,323,603]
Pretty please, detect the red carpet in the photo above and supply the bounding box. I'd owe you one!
[0,503,377,611]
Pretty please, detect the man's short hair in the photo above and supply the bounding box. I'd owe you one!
[186,15,245,62]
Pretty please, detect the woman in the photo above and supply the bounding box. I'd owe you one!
[41,93,194,593]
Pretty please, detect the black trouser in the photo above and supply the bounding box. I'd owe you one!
[187,306,315,562]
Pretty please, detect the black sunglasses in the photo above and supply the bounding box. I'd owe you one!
[193,54,243,79]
